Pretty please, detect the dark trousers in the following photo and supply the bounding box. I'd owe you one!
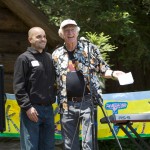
[20,105,55,150]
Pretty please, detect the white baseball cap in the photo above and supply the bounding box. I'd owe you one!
[60,19,77,28]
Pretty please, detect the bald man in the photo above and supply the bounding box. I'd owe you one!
[13,27,55,150]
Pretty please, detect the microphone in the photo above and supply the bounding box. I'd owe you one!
[80,37,90,42]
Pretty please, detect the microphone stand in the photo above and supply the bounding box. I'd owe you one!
[86,40,122,150]
[96,98,123,150]
[87,41,98,150]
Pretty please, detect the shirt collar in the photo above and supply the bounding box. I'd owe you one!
[63,41,82,53]
[27,47,45,54]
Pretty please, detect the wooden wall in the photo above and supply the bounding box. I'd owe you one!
[0,2,29,93]
[0,0,63,94]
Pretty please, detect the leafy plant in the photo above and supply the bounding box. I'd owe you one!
[85,32,117,64]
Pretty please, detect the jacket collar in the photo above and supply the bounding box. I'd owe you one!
[27,47,45,54]
[63,41,82,53]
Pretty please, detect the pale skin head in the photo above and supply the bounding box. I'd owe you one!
[28,27,47,53]
[62,25,79,51]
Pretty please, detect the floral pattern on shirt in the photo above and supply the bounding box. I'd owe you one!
[52,40,110,103]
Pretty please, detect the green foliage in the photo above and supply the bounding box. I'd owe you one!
[85,32,117,64]
[30,0,150,91]
[98,138,150,150]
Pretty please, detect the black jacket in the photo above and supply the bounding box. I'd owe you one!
[13,47,56,111]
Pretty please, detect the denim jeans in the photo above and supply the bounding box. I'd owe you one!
[61,99,92,150]
[20,105,55,150]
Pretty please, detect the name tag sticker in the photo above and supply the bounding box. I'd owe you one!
[31,60,40,67]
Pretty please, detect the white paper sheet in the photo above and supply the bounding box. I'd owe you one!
[118,72,134,85]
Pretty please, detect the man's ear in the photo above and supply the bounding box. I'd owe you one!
[28,37,32,44]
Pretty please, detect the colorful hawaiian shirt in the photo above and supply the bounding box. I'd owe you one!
[52,40,110,104]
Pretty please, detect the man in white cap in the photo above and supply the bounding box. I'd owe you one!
[52,19,125,150]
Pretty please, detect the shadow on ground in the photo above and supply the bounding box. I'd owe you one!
[0,137,63,150]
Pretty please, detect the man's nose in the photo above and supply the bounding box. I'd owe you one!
[42,37,46,41]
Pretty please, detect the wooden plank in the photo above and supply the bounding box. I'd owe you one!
[0,1,5,8]
[0,53,18,74]
[0,32,29,53]
[1,0,63,48]
[4,74,13,93]
[0,32,55,53]
[0,8,28,32]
